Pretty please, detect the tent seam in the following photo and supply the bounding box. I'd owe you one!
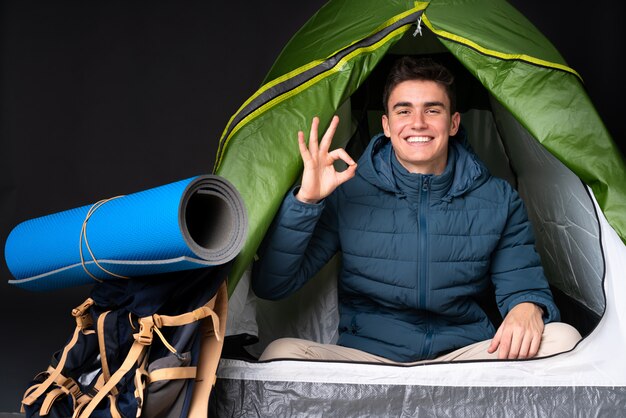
[420,14,582,81]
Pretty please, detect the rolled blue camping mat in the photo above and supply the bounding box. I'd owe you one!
[4,175,248,292]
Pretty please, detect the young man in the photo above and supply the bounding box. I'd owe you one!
[252,56,581,363]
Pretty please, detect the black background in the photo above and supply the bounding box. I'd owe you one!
[1,0,624,411]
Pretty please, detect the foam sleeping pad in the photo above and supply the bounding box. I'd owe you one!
[4,175,247,291]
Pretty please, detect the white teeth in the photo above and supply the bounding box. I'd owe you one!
[406,136,430,143]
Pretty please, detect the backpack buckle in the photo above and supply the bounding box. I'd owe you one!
[135,317,154,346]
[60,377,81,398]
[71,298,94,329]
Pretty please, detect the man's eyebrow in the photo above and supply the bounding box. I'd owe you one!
[391,101,446,109]
[424,101,445,108]
[391,101,413,109]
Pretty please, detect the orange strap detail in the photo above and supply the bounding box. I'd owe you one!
[77,341,148,418]
[187,279,229,418]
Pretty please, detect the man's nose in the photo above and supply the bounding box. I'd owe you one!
[410,112,427,129]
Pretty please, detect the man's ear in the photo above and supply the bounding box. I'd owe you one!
[449,112,461,136]
[382,114,390,137]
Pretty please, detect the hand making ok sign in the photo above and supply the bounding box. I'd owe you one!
[295,115,358,204]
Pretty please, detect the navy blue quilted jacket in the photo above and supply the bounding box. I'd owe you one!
[253,133,560,362]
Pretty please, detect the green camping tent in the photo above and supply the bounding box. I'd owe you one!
[211,0,626,415]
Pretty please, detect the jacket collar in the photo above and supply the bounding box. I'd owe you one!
[356,127,489,201]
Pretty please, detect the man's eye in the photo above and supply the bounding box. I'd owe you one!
[426,108,441,114]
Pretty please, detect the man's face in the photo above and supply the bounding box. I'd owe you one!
[382,79,460,175]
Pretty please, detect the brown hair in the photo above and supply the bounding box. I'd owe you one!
[382,56,457,115]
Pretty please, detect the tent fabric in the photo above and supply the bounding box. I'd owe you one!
[484,100,605,318]
[212,379,626,418]
[4,175,247,291]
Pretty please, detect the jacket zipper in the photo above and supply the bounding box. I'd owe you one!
[419,175,433,357]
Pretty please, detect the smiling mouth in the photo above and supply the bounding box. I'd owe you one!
[406,136,432,143]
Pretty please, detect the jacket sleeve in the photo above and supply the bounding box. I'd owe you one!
[251,187,340,300]
[490,187,561,323]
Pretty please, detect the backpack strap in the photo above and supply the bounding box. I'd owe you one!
[148,366,197,381]
[96,310,120,397]
[133,347,151,417]
[188,279,229,418]
[21,298,95,408]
